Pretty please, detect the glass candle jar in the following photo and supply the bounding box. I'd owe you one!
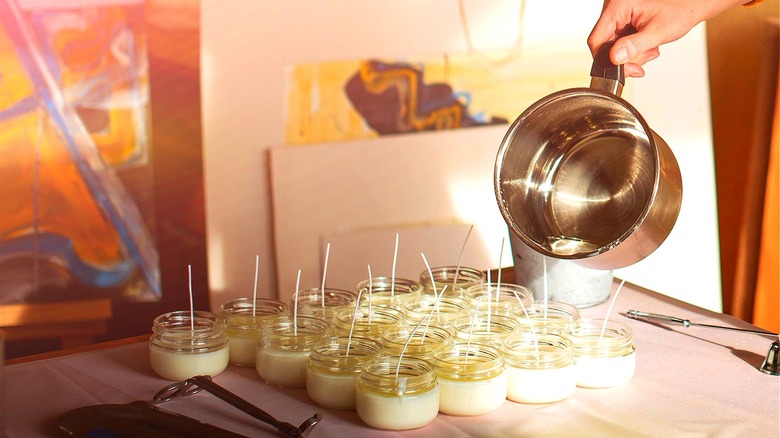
[402,295,470,331]
[356,356,439,430]
[306,336,383,410]
[149,311,230,381]
[564,318,636,388]
[513,301,581,334]
[256,315,330,388]
[432,342,507,416]
[451,314,520,349]
[291,287,358,323]
[356,276,423,311]
[218,298,289,367]
[381,325,453,362]
[419,266,486,298]
[502,333,576,403]
[465,283,534,316]
[333,306,404,338]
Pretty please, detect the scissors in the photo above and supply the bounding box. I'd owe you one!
[153,375,322,437]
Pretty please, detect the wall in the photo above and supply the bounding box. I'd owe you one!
[201,1,722,311]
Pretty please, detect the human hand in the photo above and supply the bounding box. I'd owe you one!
[587,0,749,77]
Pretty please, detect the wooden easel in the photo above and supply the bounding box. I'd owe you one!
[0,298,112,349]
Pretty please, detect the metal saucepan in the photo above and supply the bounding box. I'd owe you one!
[494,41,682,270]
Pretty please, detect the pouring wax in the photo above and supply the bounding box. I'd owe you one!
[256,315,330,388]
[564,318,636,388]
[218,298,289,367]
[432,343,507,416]
[306,336,383,410]
[503,333,576,403]
[356,356,439,430]
[149,310,230,381]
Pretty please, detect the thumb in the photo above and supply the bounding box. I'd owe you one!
[611,31,658,64]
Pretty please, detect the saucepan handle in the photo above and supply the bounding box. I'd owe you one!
[589,26,637,96]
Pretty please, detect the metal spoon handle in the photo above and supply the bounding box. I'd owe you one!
[626,310,777,336]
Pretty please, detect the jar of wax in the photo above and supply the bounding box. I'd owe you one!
[381,325,452,362]
[401,295,470,331]
[292,287,358,323]
[451,314,520,349]
[465,283,534,316]
[513,301,581,334]
[419,266,486,298]
[333,306,404,338]
[503,333,577,403]
[355,276,423,311]
[356,356,439,430]
[432,343,507,416]
[256,315,330,388]
[306,336,383,410]
[564,318,636,388]
[218,298,289,367]
[149,311,230,381]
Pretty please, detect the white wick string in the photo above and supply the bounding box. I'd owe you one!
[391,233,399,297]
[466,295,484,363]
[543,257,548,319]
[396,316,428,378]
[452,225,474,293]
[421,253,440,311]
[346,286,366,357]
[367,265,373,323]
[496,238,505,303]
[252,255,259,317]
[421,285,447,341]
[511,288,539,356]
[294,269,301,336]
[486,269,492,333]
[188,265,194,331]
[320,243,331,307]
[599,279,627,342]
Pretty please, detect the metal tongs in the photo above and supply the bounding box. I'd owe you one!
[153,375,322,437]
[626,310,778,336]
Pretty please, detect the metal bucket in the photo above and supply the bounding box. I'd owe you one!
[494,42,682,270]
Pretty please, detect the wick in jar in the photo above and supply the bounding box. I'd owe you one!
[452,225,474,290]
[252,255,259,317]
[391,233,399,297]
[346,278,367,357]
[486,270,492,334]
[421,285,448,341]
[495,237,506,304]
[188,264,195,331]
[543,257,548,319]
[294,269,302,336]
[367,265,373,322]
[320,242,331,308]
[396,316,429,379]
[599,279,627,343]
[511,288,539,356]
[465,295,484,363]
[421,253,440,312]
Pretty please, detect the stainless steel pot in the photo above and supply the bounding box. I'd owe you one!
[494,42,682,270]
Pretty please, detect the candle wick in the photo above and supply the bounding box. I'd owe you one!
[543,257,548,319]
[512,289,538,356]
[599,279,626,343]
[294,269,302,336]
[252,255,259,317]
[452,225,474,293]
[396,316,428,379]
[320,243,331,308]
[391,233,399,297]
[188,265,194,331]
[346,287,365,357]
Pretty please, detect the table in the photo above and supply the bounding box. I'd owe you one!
[2,281,778,437]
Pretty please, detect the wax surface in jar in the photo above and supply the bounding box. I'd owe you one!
[226,333,259,366]
[437,372,507,415]
[355,384,440,430]
[505,364,576,403]
[575,351,636,388]
[306,368,358,409]
[149,345,229,381]
[256,348,310,388]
